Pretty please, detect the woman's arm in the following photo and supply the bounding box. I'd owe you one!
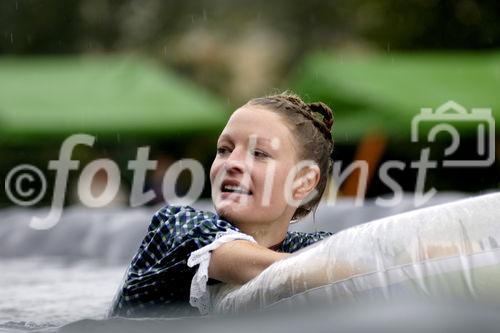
[208,240,291,285]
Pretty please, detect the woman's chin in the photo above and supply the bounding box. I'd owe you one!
[214,197,253,223]
[216,207,243,224]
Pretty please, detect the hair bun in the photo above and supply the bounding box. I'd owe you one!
[308,102,334,131]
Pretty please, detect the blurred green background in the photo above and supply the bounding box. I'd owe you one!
[0,0,499,207]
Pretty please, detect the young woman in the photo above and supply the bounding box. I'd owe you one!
[109,92,335,318]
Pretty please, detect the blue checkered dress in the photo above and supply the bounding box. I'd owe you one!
[109,205,333,318]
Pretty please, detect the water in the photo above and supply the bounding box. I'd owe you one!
[0,205,152,332]
[0,258,125,332]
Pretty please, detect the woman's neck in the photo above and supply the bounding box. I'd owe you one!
[236,219,289,248]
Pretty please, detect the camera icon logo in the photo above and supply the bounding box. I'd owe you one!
[411,100,495,167]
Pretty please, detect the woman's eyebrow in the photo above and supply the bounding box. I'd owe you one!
[217,134,232,143]
[256,137,278,149]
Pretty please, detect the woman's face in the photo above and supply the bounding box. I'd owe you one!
[210,104,301,227]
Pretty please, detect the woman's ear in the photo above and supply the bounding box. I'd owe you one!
[292,165,320,201]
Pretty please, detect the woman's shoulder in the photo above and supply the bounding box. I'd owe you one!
[148,204,238,235]
[155,204,216,220]
[151,204,217,225]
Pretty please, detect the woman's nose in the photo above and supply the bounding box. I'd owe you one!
[223,151,246,174]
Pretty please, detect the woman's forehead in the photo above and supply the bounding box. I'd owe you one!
[218,133,276,147]
[220,105,292,140]
[218,105,300,157]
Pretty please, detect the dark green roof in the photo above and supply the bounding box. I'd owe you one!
[0,56,228,142]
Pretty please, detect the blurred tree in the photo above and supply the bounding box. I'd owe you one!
[1,0,499,99]
[0,0,83,54]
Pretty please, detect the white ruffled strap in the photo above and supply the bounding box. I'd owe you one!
[187,230,256,315]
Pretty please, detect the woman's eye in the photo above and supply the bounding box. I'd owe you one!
[251,150,268,158]
[216,147,230,155]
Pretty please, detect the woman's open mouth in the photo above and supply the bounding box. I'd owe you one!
[220,180,252,197]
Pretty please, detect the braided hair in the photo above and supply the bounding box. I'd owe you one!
[248,92,334,220]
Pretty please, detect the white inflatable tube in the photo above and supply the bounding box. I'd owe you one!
[214,193,500,313]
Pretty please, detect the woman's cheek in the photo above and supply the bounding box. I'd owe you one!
[258,182,283,210]
[209,160,223,186]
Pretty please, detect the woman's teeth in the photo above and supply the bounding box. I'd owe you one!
[223,185,251,194]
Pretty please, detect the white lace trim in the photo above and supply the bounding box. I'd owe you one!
[187,230,256,315]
